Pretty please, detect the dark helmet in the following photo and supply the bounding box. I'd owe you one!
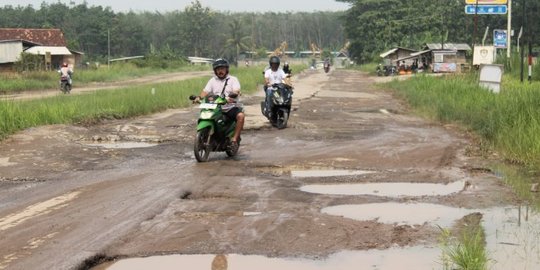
[213,58,229,70]
[212,58,229,78]
[269,56,280,66]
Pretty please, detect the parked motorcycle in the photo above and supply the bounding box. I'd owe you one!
[189,94,240,162]
[261,83,293,129]
[59,75,72,94]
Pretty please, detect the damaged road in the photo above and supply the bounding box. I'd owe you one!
[0,70,522,270]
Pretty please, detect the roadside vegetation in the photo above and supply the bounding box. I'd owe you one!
[0,67,266,140]
[387,74,540,168]
[439,225,488,270]
[0,63,209,93]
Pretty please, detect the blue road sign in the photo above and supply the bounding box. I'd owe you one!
[493,29,507,48]
[465,5,508,14]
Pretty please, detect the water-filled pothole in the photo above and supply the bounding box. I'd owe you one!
[322,203,473,227]
[291,169,375,178]
[84,142,158,149]
[104,246,441,270]
[300,181,466,197]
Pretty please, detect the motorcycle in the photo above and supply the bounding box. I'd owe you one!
[59,75,72,94]
[323,62,330,73]
[189,94,240,162]
[260,83,293,129]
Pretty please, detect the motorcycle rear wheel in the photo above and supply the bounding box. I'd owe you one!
[276,108,289,129]
[194,128,211,162]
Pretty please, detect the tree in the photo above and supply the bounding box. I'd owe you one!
[225,18,251,66]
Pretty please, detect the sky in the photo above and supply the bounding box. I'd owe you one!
[1,0,351,13]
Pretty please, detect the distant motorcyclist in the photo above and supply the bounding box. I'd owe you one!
[196,58,244,149]
[263,56,290,116]
[58,62,73,85]
[283,62,292,75]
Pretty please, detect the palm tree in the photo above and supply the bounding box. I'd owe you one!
[226,18,251,66]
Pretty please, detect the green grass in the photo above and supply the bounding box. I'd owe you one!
[347,63,379,75]
[0,63,211,93]
[386,74,540,168]
[0,66,265,140]
[439,227,488,270]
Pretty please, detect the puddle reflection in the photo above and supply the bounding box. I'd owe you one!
[84,142,158,149]
[291,169,375,178]
[301,181,465,197]
[322,203,473,227]
[106,246,441,270]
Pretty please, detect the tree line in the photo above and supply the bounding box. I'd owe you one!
[338,0,540,63]
[0,1,345,62]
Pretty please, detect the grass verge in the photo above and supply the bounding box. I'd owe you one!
[0,67,264,140]
[386,74,540,168]
[0,63,210,93]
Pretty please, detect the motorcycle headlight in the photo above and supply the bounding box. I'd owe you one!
[200,110,214,119]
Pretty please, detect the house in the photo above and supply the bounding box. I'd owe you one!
[379,47,418,67]
[0,28,83,71]
[391,43,472,73]
[423,43,471,73]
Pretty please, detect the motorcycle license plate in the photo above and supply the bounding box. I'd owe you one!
[199,103,218,109]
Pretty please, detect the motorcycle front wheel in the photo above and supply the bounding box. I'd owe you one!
[276,108,289,129]
[194,128,211,162]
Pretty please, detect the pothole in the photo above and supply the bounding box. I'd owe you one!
[291,169,375,178]
[300,180,466,197]
[322,203,473,227]
[0,176,45,183]
[103,246,441,270]
[0,157,17,167]
[83,142,159,149]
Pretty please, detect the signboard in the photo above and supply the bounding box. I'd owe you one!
[465,5,507,14]
[473,46,495,65]
[433,63,457,73]
[479,64,504,93]
[493,29,507,48]
[465,0,507,4]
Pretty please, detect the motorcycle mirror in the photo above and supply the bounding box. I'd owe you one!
[189,95,197,101]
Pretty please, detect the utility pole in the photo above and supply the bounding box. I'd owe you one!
[520,0,525,82]
[528,0,532,82]
[107,29,111,70]
[507,0,512,58]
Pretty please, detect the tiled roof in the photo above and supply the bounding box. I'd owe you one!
[0,28,67,46]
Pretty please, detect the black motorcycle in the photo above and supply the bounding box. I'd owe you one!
[261,83,293,129]
[59,75,72,94]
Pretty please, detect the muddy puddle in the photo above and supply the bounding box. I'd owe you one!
[291,169,375,178]
[104,246,441,270]
[83,142,159,149]
[300,181,465,197]
[322,202,540,269]
[322,203,472,227]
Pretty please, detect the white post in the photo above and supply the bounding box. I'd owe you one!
[507,0,512,58]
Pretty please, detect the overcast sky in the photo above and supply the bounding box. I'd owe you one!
[2,0,351,13]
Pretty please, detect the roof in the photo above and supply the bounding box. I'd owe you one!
[0,28,67,46]
[380,47,418,58]
[425,43,471,51]
[25,46,72,55]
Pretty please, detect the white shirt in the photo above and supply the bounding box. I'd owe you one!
[203,75,241,99]
[264,68,287,85]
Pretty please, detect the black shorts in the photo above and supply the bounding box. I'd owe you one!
[224,107,243,120]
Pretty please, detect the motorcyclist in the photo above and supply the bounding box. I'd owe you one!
[263,56,290,117]
[196,58,244,149]
[58,62,73,85]
[283,62,292,75]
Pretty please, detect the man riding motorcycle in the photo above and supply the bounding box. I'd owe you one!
[263,56,290,117]
[196,58,244,149]
[58,62,73,87]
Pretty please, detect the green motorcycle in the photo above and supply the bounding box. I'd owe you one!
[189,94,240,162]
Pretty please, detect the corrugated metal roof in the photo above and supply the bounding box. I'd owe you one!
[0,28,67,46]
[380,48,398,58]
[25,46,72,55]
[425,43,471,51]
